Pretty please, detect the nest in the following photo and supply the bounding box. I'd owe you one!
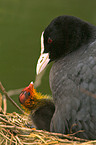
[0,112,91,145]
[0,82,96,145]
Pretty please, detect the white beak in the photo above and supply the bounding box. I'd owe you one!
[36,32,50,75]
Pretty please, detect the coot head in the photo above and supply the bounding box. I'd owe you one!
[36,15,95,74]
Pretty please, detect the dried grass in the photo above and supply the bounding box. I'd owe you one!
[0,112,89,145]
[0,82,96,145]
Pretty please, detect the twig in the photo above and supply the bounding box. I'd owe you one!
[0,124,32,132]
[0,139,5,145]
[0,125,16,129]
[0,116,13,125]
[29,133,47,144]
[82,140,96,144]
[34,68,46,88]
[31,130,88,142]
[0,82,25,114]
[3,95,7,114]
[0,131,16,144]
[15,136,23,145]
[68,130,84,136]
[7,88,24,97]
[5,139,7,145]
[10,134,13,145]
[7,129,17,142]
[20,142,40,145]
[0,93,2,112]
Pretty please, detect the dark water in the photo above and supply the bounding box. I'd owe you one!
[0,0,96,112]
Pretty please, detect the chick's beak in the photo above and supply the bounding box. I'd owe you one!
[19,93,26,104]
[36,31,50,75]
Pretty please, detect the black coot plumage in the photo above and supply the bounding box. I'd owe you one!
[36,15,96,139]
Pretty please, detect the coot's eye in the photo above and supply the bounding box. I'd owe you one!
[48,37,52,44]
[28,92,30,96]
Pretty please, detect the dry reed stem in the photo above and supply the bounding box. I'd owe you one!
[3,95,7,114]
[0,93,2,112]
[0,131,16,143]
[0,82,25,114]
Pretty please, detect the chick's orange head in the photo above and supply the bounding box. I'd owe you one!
[19,82,36,109]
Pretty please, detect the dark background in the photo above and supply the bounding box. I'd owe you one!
[0,0,96,112]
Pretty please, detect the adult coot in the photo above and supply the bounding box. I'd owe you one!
[19,82,55,131]
[36,15,96,139]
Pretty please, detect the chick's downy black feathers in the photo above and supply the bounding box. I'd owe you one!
[31,100,55,131]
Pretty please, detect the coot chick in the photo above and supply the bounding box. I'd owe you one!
[19,82,55,131]
[36,15,96,139]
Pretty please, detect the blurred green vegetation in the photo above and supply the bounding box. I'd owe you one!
[0,0,96,113]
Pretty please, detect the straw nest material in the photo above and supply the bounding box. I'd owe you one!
[0,82,96,145]
[0,111,95,145]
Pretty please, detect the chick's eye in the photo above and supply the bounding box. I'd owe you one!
[28,92,30,96]
[48,37,52,44]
